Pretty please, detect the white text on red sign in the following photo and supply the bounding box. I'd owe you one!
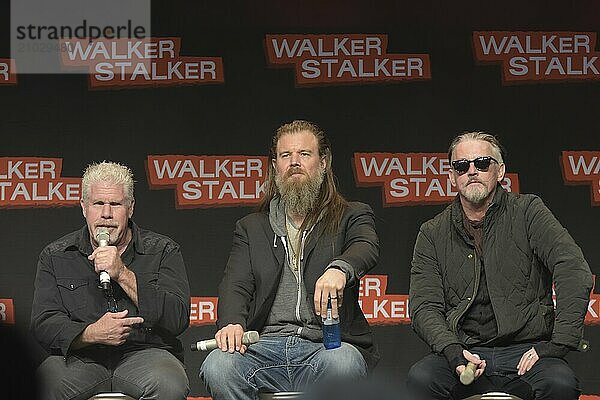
[0,158,80,207]
[473,31,600,83]
[562,151,600,206]
[146,155,268,208]
[353,152,519,206]
[265,34,431,86]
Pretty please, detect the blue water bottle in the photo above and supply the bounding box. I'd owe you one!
[322,297,341,349]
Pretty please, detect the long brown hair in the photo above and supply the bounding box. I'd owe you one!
[258,120,348,233]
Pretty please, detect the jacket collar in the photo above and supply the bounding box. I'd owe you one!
[451,183,507,231]
[268,196,327,262]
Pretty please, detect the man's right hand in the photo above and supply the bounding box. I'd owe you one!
[215,323,247,354]
[80,310,144,346]
[455,349,486,379]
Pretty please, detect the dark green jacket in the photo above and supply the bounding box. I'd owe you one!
[409,186,592,354]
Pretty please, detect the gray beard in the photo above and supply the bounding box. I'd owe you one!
[276,170,324,218]
[464,188,488,204]
[463,183,494,205]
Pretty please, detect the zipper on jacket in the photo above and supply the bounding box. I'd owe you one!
[279,236,302,334]
[295,230,309,323]
[451,250,480,334]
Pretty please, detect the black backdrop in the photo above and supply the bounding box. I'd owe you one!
[1,2,599,398]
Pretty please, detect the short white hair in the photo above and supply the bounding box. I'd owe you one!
[81,161,134,204]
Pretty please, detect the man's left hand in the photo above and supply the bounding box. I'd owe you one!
[314,268,346,318]
[517,347,539,375]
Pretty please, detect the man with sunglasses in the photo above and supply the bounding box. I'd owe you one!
[407,132,592,400]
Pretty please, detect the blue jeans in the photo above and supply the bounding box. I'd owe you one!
[36,348,189,400]
[407,343,580,400]
[200,335,367,400]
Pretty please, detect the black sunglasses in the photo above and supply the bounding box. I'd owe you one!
[451,156,499,174]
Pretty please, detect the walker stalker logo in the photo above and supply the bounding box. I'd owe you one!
[473,31,600,84]
[359,275,409,325]
[146,155,268,208]
[190,297,218,326]
[353,152,519,206]
[265,34,431,86]
[0,299,15,324]
[0,59,17,85]
[59,37,224,89]
[561,151,600,206]
[0,158,81,207]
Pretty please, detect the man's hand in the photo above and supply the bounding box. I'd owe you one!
[517,347,539,375]
[88,245,126,281]
[215,324,247,354]
[314,268,346,318]
[81,310,144,346]
[456,349,486,380]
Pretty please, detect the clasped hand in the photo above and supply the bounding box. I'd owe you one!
[88,245,126,281]
[455,350,486,380]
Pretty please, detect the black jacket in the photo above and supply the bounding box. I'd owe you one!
[409,186,592,355]
[216,201,380,369]
[31,222,190,361]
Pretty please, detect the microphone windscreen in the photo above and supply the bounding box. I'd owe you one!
[96,228,110,245]
[243,330,260,344]
[459,361,476,385]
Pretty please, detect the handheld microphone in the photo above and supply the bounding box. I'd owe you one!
[95,228,111,290]
[459,361,476,385]
[190,330,260,351]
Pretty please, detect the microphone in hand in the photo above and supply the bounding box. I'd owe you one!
[95,227,111,290]
[191,330,260,351]
[460,361,477,385]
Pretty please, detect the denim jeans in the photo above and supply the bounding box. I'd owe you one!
[407,343,580,400]
[36,348,189,400]
[200,335,367,400]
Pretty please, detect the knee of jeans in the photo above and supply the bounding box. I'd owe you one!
[317,343,367,377]
[536,367,579,398]
[407,360,437,389]
[143,363,189,399]
[200,349,243,384]
[147,376,188,399]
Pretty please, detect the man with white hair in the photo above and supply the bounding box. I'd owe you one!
[31,161,190,400]
[407,132,592,400]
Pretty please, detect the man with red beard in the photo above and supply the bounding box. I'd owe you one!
[407,132,592,400]
[31,161,190,400]
[201,120,380,399]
